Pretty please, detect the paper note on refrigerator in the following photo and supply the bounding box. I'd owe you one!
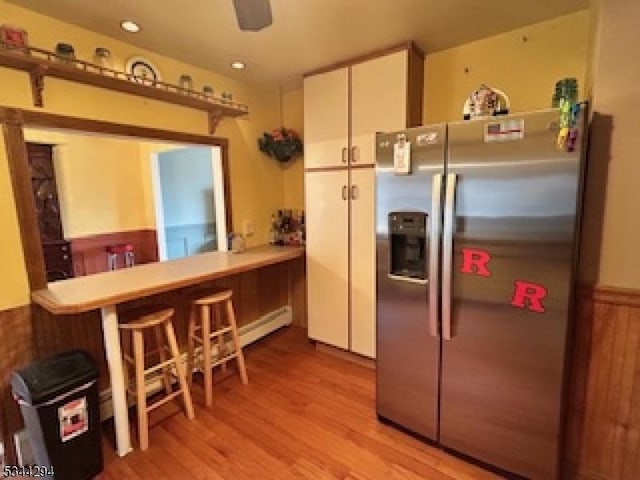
[484,119,525,143]
[393,140,411,174]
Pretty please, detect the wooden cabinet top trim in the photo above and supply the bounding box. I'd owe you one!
[31,245,304,314]
[304,41,425,78]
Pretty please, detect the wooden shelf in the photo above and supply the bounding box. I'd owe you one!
[0,44,249,134]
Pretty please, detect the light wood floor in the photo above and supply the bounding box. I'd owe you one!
[99,327,499,480]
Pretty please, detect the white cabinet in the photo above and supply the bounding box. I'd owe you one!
[305,170,349,349]
[304,44,424,358]
[303,68,349,169]
[349,168,376,357]
[351,50,409,167]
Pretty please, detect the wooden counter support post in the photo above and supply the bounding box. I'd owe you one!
[100,305,132,457]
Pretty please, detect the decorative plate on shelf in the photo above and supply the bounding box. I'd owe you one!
[125,56,161,85]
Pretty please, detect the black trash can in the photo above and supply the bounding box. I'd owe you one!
[11,350,103,480]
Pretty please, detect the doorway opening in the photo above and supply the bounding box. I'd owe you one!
[151,146,228,261]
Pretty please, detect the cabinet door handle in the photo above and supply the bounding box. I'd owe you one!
[351,146,358,163]
[342,185,348,200]
[341,147,348,164]
[351,185,358,200]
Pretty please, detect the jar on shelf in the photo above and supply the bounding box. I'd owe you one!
[54,43,76,64]
[202,85,214,98]
[178,74,193,92]
[92,47,112,70]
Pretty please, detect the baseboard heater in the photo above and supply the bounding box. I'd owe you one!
[98,305,292,420]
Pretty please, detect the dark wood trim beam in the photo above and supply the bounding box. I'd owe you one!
[28,66,46,108]
[18,109,228,147]
[0,106,234,288]
[407,45,425,127]
[0,107,23,125]
[2,120,47,290]
[221,143,233,234]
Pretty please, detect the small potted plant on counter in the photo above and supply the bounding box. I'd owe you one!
[258,127,303,163]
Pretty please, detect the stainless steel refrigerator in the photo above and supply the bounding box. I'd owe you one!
[375,109,585,479]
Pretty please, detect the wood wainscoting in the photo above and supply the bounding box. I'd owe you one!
[69,229,159,276]
[0,304,33,464]
[565,285,640,480]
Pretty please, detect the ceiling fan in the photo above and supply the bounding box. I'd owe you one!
[232,0,273,31]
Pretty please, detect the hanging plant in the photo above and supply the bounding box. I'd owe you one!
[258,127,303,163]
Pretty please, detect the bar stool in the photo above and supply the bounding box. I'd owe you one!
[106,243,135,271]
[119,307,195,450]
[187,290,248,407]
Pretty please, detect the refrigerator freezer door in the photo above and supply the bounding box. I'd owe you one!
[440,110,583,479]
[376,125,446,441]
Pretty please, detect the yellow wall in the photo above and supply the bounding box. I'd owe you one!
[0,4,598,310]
[580,0,640,288]
[24,129,155,237]
[423,10,591,124]
[0,134,30,307]
[282,88,305,210]
[22,131,210,240]
[0,1,284,310]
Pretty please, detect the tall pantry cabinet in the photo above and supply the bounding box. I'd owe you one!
[304,43,424,358]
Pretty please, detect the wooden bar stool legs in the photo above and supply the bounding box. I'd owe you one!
[187,290,248,407]
[153,325,173,396]
[131,329,148,450]
[225,296,248,385]
[120,307,194,451]
[215,303,227,374]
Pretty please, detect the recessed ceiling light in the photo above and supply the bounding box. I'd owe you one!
[231,61,246,70]
[120,20,141,33]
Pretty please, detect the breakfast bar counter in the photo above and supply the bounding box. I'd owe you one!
[31,245,304,314]
[31,245,304,457]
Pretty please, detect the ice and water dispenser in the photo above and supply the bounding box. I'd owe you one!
[388,212,428,284]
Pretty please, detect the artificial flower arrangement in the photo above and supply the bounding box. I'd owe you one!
[258,127,303,162]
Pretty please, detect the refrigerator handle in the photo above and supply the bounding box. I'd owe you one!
[442,173,457,340]
[428,174,443,338]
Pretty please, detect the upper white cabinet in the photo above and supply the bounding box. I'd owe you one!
[350,50,410,166]
[304,43,424,359]
[303,68,349,169]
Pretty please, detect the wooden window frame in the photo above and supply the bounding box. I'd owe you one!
[0,106,233,291]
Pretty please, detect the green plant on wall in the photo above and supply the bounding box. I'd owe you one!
[258,128,303,163]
